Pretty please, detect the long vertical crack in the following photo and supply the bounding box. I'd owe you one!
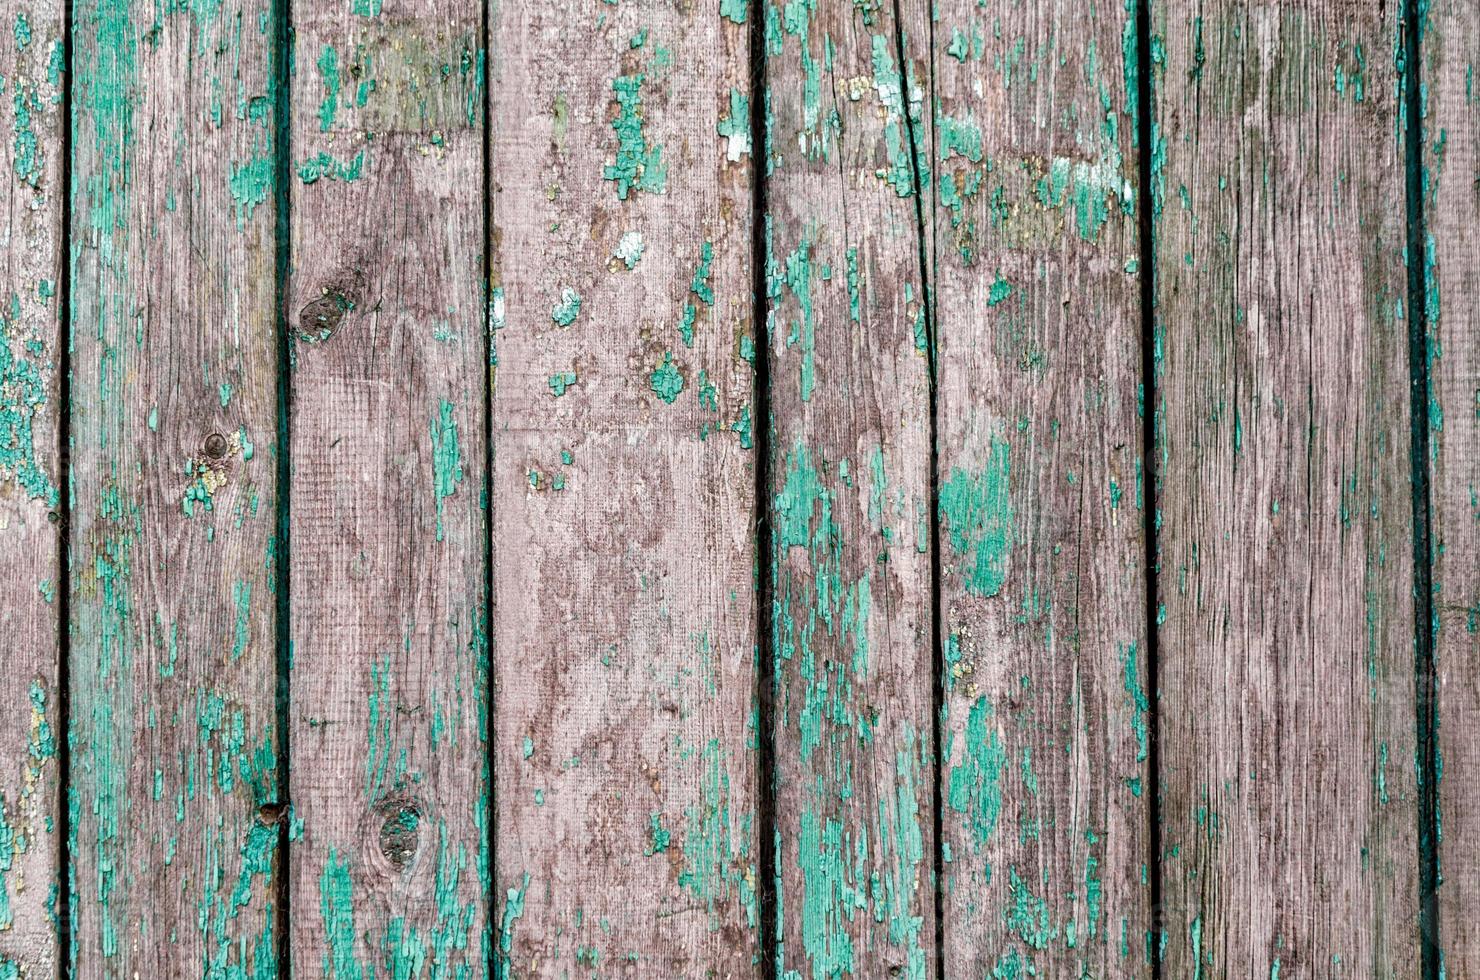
[886,2,941,974]
[1400,0,1440,975]
[271,0,293,970]
[750,8,778,975]
[1132,0,1163,973]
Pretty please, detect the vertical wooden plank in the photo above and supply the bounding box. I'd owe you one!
[69,0,282,972]
[287,0,488,974]
[488,0,758,972]
[0,0,63,973]
[1425,0,1480,971]
[1152,1,1420,974]
[762,0,936,973]
[930,1,1151,975]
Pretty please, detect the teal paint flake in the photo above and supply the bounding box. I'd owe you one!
[318,46,341,131]
[947,696,1005,849]
[614,231,645,269]
[547,371,577,397]
[939,436,1013,596]
[430,399,463,542]
[720,0,747,23]
[551,287,581,326]
[650,352,684,403]
[646,812,670,854]
[717,88,751,161]
[603,73,667,199]
[678,241,715,347]
[1122,642,1149,763]
[986,274,1012,307]
[870,35,918,196]
[320,849,366,979]
[677,739,757,930]
[297,151,366,184]
[497,873,530,977]
[228,153,273,228]
[0,306,59,506]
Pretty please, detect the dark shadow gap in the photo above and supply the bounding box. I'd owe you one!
[1400,1,1440,975]
[271,0,293,971]
[749,9,778,976]
[58,0,75,965]
[481,0,497,961]
[1132,0,1163,973]
[884,2,943,976]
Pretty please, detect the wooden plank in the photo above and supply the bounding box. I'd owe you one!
[487,0,758,972]
[1424,0,1480,971]
[762,0,936,973]
[929,1,1152,975]
[286,0,489,974]
[0,1,64,974]
[68,0,283,973]
[1151,2,1420,974]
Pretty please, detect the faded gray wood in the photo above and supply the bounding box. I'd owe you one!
[287,0,489,973]
[487,0,759,971]
[69,0,283,973]
[1152,1,1420,974]
[763,0,937,972]
[0,1,63,974]
[930,1,1152,975]
[1425,0,1480,971]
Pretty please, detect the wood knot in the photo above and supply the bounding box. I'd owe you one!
[297,268,369,344]
[377,800,422,869]
[204,433,229,459]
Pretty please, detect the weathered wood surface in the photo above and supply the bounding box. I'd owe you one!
[487,0,759,972]
[3,0,1474,974]
[0,1,63,974]
[1152,1,1421,975]
[763,0,937,973]
[69,0,283,973]
[929,1,1152,975]
[1425,0,1480,973]
[287,0,489,973]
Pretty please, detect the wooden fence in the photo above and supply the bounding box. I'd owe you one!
[0,0,1475,975]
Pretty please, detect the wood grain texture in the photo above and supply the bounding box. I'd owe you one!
[487,0,759,973]
[1151,1,1420,974]
[286,0,489,974]
[1424,0,1480,972]
[929,2,1152,975]
[762,0,936,973]
[69,0,282,973]
[0,1,63,974]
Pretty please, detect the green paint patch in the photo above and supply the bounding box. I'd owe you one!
[939,436,1013,596]
[614,231,645,269]
[870,35,922,196]
[1122,642,1149,763]
[948,696,1005,849]
[717,88,751,161]
[0,303,58,506]
[317,46,341,131]
[298,151,366,184]
[228,154,272,229]
[678,241,715,347]
[551,287,581,326]
[430,399,463,542]
[677,739,757,930]
[986,275,1013,307]
[649,352,684,403]
[603,73,667,198]
[547,371,577,397]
